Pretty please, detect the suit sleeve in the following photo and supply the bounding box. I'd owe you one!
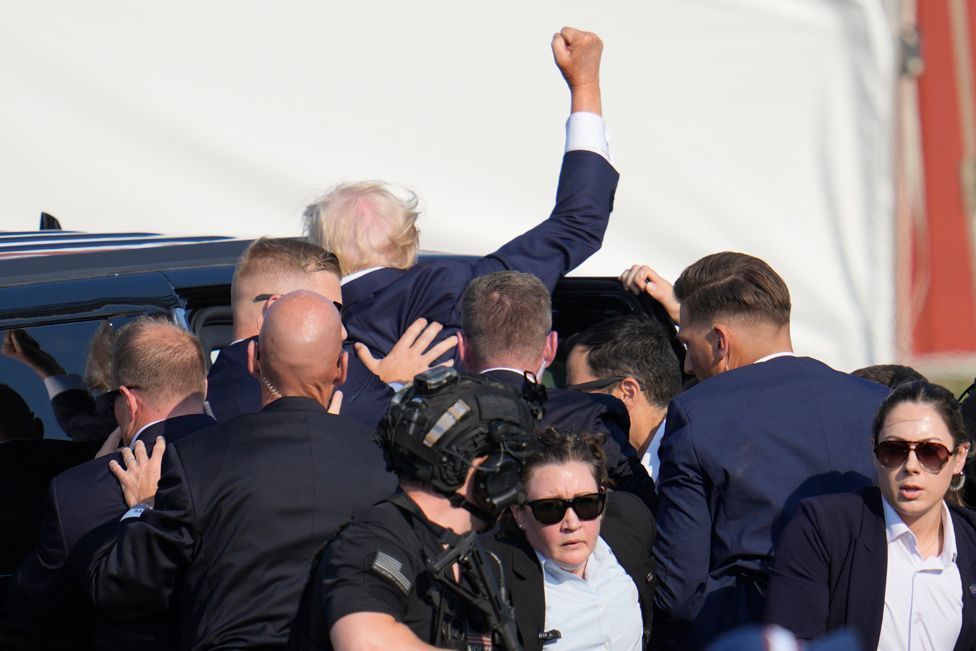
[51,389,116,442]
[764,500,831,640]
[7,482,72,626]
[472,150,619,291]
[652,398,710,620]
[73,443,197,615]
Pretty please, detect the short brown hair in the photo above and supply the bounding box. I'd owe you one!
[231,238,340,311]
[112,318,206,403]
[460,271,551,368]
[674,252,791,326]
[303,181,420,276]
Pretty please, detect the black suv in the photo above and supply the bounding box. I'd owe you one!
[0,229,679,440]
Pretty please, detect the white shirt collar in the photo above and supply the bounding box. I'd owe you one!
[480,366,533,378]
[129,418,165,448]
[753,351,797,364]
[882,496,958,564]
[340,266,384,285]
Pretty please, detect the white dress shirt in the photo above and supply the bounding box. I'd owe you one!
[641,419,667,481]
[536,536,642,650]
[878,498,962,651]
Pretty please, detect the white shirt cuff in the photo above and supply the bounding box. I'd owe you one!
[121,503,152,521]
[43,374,86,399]
[565,112,611,163]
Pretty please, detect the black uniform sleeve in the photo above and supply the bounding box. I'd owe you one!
[319,515,422,628]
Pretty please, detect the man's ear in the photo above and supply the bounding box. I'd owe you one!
[119,385,140,427]
[247,340,261,380]
[711,324,731,361]
[456,331,472,369]
[334,351,349,389]
[542,331,559,369]
[32,416,44,440]
[615,376,643,408]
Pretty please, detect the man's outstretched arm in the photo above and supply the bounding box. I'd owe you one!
[475,27,618,291]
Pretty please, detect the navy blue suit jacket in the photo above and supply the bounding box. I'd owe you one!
[72,398,396,651]
[766,488,976,651]
[652,356,888,650]
[483,369,656,511]
[340,150,617,413]
[206,337,391,430]
[8,413,215,648]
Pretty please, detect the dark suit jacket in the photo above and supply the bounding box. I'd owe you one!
[766,488,976,651]
[340,150,618,415]
[8,414,215,649]
[206,337,393,430]
[72,397,396,651]
[51,388,117,442]
[483,369,656,510]
[483,491,656,650]
[205,338,260,424]
[652,356,888,650]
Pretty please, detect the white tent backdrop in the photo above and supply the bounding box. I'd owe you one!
[0,0,897,371]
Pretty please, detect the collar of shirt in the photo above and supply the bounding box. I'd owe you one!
[129,419,165,448]
[642,419,667,480]
[753,351,797,365]
[480,367,533,378]
[882,496,958,565]
[341,266,385,286]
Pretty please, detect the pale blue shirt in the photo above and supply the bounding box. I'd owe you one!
[535,535,642,650]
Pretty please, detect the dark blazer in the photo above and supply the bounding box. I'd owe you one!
[72,397,396,651]
[205,337,394,430]
[50,388,117,442]
[483,491,656,651]
[205,337,260,424]
[652,356,888,650]
[8,413,215,649]
[766,488,976,651]
[483,369,656,510]
[339,150,618,414]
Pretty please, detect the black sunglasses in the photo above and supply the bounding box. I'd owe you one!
[874,440,957,473]
[253,294,343,315]
[525,492,607,525]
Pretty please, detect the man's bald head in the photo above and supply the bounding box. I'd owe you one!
[251,290,347,408]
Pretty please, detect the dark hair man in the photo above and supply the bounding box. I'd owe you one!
[457,270,656,510]
[565,315,681,481]
[9,318,215,648]
[72,291,395,650]
[651,252,889,650]
[289,369,538,650]
[301,27,618,405]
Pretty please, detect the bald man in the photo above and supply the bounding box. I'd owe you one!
[72,291,396,650]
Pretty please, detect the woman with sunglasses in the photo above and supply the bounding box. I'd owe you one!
[765,380,976,650]
[483,427,656,650]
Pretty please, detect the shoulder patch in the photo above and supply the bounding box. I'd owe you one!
[370,550,413,596]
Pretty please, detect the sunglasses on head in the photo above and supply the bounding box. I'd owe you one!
[253,294,343,315]
[525,492,607,525]
[874,440,957,473]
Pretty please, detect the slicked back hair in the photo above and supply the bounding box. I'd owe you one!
[460,271,552,369]
[566,315,681,408]
[674,251,791,327]
[303,181,420,276]
[112,318,206,404]
[231,237,341,312]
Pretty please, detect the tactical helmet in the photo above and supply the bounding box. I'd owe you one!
[377,367,541,518]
